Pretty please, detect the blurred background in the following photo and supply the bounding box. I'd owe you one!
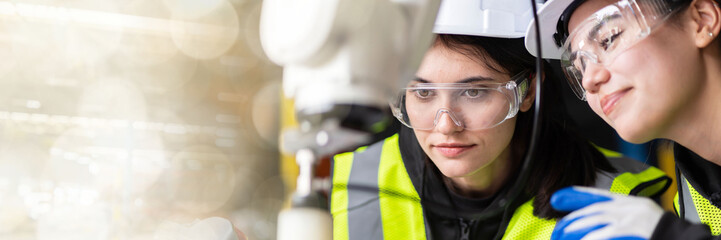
[0,0,286,239]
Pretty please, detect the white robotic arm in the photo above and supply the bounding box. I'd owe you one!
[260,1,440,240]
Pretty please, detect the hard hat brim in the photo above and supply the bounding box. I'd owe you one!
[524,0,575,59]
[434,25,525,39]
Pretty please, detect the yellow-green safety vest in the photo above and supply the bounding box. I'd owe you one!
[331,134,670,240]
[674,173,721,235]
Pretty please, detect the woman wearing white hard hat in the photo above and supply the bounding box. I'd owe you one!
[329,0,669,239]
[527,0,721,239]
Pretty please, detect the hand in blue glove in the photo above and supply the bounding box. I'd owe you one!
[550,186,664,240]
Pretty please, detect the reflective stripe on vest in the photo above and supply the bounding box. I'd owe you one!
[674,173,721,235]
[331,134,426,240]
[332,134,669,240]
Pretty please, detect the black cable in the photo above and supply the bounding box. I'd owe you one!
[485,2,547,239]
[491,2,545,239]
[494,0,544,226]
[512,0,544,203]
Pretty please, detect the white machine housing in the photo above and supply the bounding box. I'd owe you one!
[260,0,440,123]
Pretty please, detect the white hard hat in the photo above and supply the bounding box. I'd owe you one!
[433,0,541,38]
[524,0,578,59]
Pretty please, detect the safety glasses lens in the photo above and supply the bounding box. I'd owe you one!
[393,83,518,130]
[560,0,678,100]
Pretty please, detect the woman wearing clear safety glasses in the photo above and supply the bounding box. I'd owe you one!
[528,0,721,239]
[329,1,669,239]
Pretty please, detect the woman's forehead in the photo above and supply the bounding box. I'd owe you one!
[417,44,509,83]
[568,0,620,33]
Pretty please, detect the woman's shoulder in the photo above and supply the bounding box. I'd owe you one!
[594,155,671,197]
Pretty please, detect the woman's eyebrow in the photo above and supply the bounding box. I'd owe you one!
[588,14,622,40]
[458,76,494,84]
[412,77,430,83]
[412,76,494,84]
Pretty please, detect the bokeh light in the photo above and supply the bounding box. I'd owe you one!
[241,3,267,62]
[154,217,236,240]
[164,145,235,214]
[251,81,281,148]
[36,205,110,240]
[163,0,225,19]
[116,1,178,66]
[77,80,148,120]
[170,0,239,60]
[0,194,27,233]
[0,0,283,239]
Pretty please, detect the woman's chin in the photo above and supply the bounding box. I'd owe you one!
[616,124,656,144]
[434,159,484,178]
[619,135,653,145]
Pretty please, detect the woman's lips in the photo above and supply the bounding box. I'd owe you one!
[433,143,476,158]
[600,88,631,117]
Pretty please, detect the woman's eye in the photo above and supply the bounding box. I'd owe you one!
[463,89,483,98]
[414,89,432,98]
[599,29,624,51]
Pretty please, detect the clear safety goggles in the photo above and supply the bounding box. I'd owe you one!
[560,0,681,100]
[389,70,531,130]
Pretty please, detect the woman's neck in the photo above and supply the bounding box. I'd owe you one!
[671,97,721,165]
[669,53,721,165]
[444,145,514,198]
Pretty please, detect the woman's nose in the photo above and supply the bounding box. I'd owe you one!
[581,63,611,94]
[434,109,463,134]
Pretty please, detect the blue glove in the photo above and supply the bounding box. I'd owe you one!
[550,186,664,240]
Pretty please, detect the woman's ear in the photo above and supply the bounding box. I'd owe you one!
[690,0,721,47]
[520,73,541,112]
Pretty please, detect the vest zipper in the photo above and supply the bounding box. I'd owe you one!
[459,218,471,240]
